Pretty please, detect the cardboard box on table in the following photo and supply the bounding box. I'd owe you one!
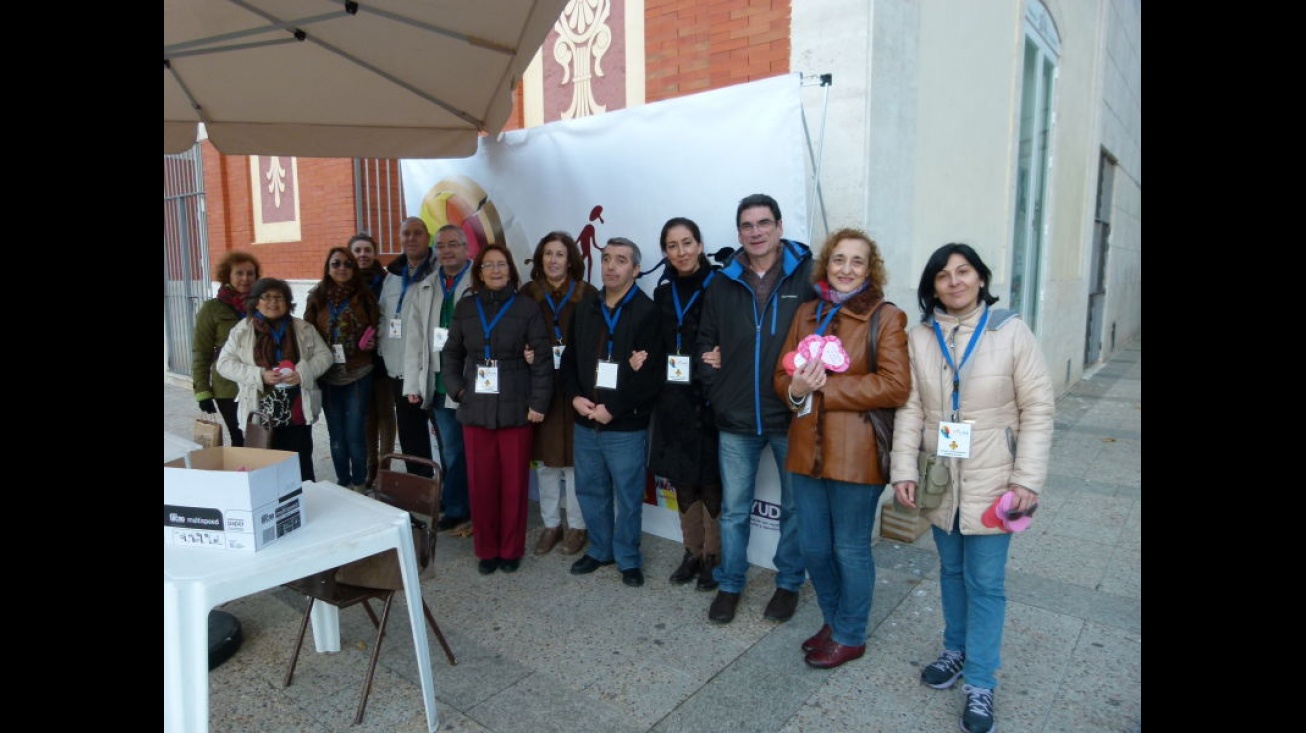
[164,447,305,552]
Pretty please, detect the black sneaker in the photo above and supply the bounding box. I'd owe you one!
[960,684,995,733]
[921,649,965,689]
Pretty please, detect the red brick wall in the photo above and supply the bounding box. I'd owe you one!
[645,0,790,103]
[202,144,362,281]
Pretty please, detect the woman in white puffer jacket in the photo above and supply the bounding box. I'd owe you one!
[889,243,1054,733]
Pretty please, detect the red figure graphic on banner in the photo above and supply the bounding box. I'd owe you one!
[577,204,605,282]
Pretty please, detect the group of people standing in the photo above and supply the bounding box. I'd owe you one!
[190,192,1053,733]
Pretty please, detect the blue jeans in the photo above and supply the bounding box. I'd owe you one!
[321,372,373,486]
[932,516,1013,690]
[431,402,468,520]
[573,425,647,571]
[793,474,883,646]
[713,431,804,594]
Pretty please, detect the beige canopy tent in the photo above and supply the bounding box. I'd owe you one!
[164,0,568,158]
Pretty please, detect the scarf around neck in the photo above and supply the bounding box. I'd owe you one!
[217,284,247,315]
[250,312,300,369]
[814,280,868,305]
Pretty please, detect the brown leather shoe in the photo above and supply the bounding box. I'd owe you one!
[669,549,701,584]
[763,588,799,622]
[802,624,833,653]
[708,591,741,624]
[804,642,865,669]
[560,528,588,555]
[534,526,563,555]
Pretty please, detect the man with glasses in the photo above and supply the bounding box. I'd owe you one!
[403,224,475,530]
[375,217,437,477]
[695,193,815,624]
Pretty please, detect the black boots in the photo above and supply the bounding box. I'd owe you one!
[669,548,701,584]
[696,554,719,591]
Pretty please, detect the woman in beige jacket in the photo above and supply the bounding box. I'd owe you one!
[890,244,1054,733]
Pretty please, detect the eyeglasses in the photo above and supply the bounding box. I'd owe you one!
[738,219,776,234]
[258,294,287,303]
[481,261,509,271]
[435,241,466,251]
[329,260,355,269]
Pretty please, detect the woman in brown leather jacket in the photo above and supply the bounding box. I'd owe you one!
[773,227,910,670]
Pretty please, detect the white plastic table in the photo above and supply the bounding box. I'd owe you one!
[163,480,439,732]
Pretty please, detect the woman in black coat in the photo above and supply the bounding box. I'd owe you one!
[647,217,723,590]
[442,244,554,575]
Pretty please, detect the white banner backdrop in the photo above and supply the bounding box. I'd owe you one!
[402,73,809,570]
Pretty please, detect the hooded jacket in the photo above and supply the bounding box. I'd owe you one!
[695,239,815,436]
[889,305,1055,535]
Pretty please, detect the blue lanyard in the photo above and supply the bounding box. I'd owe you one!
[396,259,424,315]
[931,307,989,418]
[544,280,577,344]
[327,300,348,343]
[441,261,470,301]
[601,286,639,360]
[671,271,714,353]
[475,293,517,361]
[813,300,843,336]
[258,314,287,363]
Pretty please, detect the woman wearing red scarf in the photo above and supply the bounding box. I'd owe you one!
[218,278,334,481]
[192,251,262,446]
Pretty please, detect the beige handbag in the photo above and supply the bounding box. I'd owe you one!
[916,452,950,509]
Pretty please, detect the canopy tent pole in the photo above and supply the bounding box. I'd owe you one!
[800,72,832,246]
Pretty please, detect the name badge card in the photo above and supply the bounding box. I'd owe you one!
[552,345,565,370]
[432,327,449,349]
[388,317,403,338]
[595,360,619,390]
[332,344,346,364]
[476,363,500,394]
[935,421,973,458]
[666,355,691,384]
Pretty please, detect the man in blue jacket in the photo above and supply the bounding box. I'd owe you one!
[695,194,815,624]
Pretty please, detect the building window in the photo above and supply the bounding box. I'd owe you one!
[1009,0,1059,332]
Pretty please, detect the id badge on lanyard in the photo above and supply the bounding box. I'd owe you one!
[552,344,565,370]
[388,317,403,338]
[476,361,500,394]
[666,354,691,384]
[595,359,619,390]
[935,421,973,458]
[432,327,449,349]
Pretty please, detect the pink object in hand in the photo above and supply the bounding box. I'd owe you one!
[359,326,376,349]
[980,491,1034,533]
